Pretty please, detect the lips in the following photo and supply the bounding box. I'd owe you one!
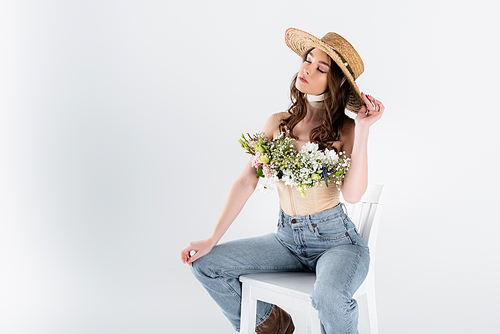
[298,75,308,84]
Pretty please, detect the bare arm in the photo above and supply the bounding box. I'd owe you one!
[341,93,384,203]
[180,113,285,266]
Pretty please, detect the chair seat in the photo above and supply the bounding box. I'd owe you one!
[239,271,368,315]
[239,272,324,334]
[240,272,315,298]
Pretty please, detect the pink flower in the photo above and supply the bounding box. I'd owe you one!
[262,164,274,178]
[251,152,262,168]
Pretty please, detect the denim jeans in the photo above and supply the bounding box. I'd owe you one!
[191,203,370,334]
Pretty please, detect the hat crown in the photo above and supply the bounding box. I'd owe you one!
[320,32,364,80]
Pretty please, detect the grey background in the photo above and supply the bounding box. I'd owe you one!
[1,0,499,333]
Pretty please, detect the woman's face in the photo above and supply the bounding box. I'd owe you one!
[295,48,331,95]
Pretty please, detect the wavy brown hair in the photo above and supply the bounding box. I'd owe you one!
[279,49,352,152]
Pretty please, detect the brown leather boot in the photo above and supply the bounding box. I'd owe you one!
[255,305,295,334]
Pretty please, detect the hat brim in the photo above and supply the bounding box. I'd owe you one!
[285,28,364,113]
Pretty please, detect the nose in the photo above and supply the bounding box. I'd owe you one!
[303,63,312,76]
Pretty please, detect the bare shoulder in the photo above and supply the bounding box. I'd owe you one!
[267,111,289,125]
[262,112,289,139]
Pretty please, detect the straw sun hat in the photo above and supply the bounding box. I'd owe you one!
[285,28,365,112]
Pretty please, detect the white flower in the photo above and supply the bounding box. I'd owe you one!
[324,149,339,163]
[300,142,319,154]
[257,182,275,194]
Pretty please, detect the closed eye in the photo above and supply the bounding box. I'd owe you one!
[305,53,327,73]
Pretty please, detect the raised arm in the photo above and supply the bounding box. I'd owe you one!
[180,113,284,266]
[340,93,384,203]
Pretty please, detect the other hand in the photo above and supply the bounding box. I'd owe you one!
[180,239,216,267]
[355,93,384,128]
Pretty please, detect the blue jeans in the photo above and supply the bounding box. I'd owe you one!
[191,204,370,334]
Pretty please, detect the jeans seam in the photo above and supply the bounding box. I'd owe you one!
[343,251,361,333]
[217,276,242,302]
[217,265,304,275]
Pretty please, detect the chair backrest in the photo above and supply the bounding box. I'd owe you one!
[342,184,384,253]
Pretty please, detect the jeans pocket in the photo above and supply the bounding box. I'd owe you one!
[344,219,369,249]
[312,217,348,241]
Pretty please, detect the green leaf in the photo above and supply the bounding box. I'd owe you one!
[256,166,264,178]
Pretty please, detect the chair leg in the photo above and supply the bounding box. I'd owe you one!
[240,283,257,334]
[366,281,378,334]
[366,289,379,334]
[307,306,324,334]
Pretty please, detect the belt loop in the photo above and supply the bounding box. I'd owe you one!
[306,215,314,233]
[340,202,347,215]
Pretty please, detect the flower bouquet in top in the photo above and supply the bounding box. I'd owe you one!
[238,131,351,197]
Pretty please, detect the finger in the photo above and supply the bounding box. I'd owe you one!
[181,251,189,264]
[367,95,376,109]
[375,100,385,112]
[188,253,199,264]
[367,96,382,113]
[181,247,194,264]
[372,100,383,114]
[361,92,371,106]
[187,250,205,265]
[365,95,376,111]
[367,95,382,106]
[358,93,369,114]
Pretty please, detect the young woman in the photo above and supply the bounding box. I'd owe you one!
[181,28,384,334]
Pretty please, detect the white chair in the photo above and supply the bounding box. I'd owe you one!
[239,184,384,334]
